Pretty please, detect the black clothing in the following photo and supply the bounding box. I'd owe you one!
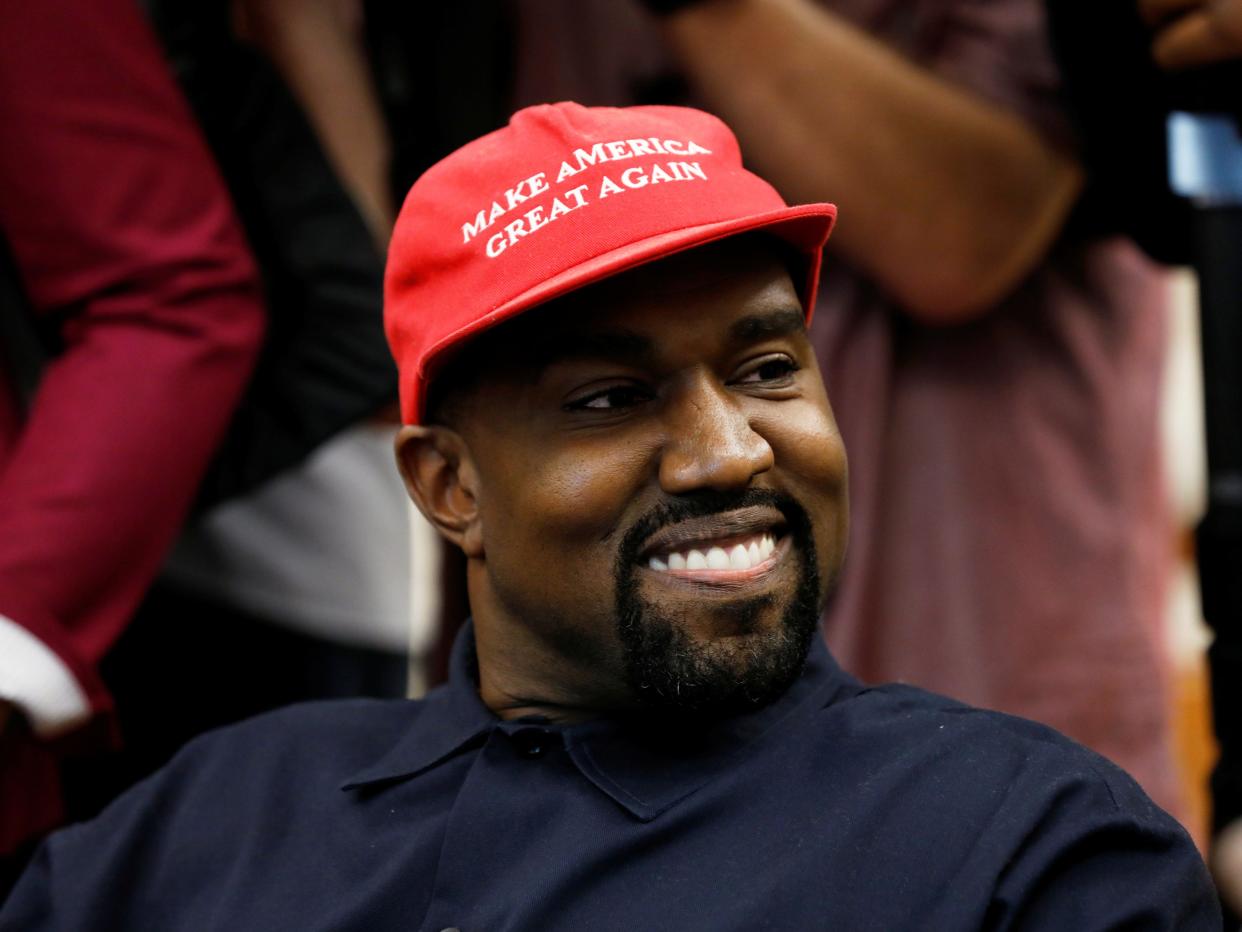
[2,626,1218,930]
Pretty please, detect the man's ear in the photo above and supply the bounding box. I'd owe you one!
[395,425,484,558]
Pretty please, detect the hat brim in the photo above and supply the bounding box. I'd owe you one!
[417,202,837,421]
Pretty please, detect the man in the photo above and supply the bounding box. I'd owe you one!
[0,103,1216,929]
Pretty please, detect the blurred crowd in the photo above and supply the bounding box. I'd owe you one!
[1,0,1240,916]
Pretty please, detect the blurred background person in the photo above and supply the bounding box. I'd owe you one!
[60,0,450,820]
[0,0,264,892]
[500,0,1187,820]
[3,0,475,884]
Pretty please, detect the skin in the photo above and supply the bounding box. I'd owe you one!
[235,0,393,251]
[396,239,848,722]
[659,0,1083,323]
[1140,0,1242,68]
[1214,818,1242,916]
[236,0,405,417]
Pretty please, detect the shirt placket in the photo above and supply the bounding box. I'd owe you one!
[419,722,573,932]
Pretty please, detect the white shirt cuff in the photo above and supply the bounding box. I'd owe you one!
[0,614,92,737]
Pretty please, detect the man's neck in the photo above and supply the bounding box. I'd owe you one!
[470,616,635,724]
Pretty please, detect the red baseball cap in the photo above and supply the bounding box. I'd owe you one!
[385,101,837,424]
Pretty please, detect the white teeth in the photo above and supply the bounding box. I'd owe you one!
[651,533,779,574]
[729,544,751,570]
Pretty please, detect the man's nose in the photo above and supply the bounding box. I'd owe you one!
[658,374,775,494]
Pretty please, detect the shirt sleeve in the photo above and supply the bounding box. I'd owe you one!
[990,761,1220,929]
[0,617,89,737]
[921,0,1076,151]
[0,0,264,737]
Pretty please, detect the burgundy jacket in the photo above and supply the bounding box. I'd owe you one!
[0,0,264,854]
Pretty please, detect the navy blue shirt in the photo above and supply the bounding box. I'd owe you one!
[2,626,1218,930]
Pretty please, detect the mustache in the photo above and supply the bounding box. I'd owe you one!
[616,488,814,566]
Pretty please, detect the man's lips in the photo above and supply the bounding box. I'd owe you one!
[637,505,788,582]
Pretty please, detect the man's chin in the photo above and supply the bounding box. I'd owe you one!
[616,593,819,718]
[643,588,780,636]
[613,489,824,717]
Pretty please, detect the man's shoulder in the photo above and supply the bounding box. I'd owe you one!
[737,678,1218,928]
[164,694,425,793]
[823,678,1132,771]
[185,694,420,758]
[806,679,1168,823]
[51,696,425,852]
[0,697,434,928]
[150,692,400,755]
[827,678,1084,749]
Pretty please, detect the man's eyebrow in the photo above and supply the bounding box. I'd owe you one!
[728,307,807,343]
[528,328,654,370]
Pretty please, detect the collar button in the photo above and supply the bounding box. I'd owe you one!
[511,727,553,759]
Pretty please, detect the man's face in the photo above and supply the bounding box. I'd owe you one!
[441,238,848,717]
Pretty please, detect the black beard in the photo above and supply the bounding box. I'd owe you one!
[613,489,823,719]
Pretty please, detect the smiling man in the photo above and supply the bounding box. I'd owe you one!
[0,103,1218,930]
[407,233,843,725]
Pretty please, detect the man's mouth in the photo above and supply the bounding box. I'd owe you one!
[636,505,787,584]
[647,531,778,573]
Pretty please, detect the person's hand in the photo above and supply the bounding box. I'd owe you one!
[1140,0,1242,69]
[1212,817,1242,917]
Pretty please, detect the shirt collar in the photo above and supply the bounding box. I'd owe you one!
[340,624,495,790]
[342,620,859,821]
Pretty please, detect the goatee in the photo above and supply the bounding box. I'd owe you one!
[613,488,823,718]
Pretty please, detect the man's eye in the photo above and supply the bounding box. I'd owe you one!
[736,355,799,384]
[565,385,652,411]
